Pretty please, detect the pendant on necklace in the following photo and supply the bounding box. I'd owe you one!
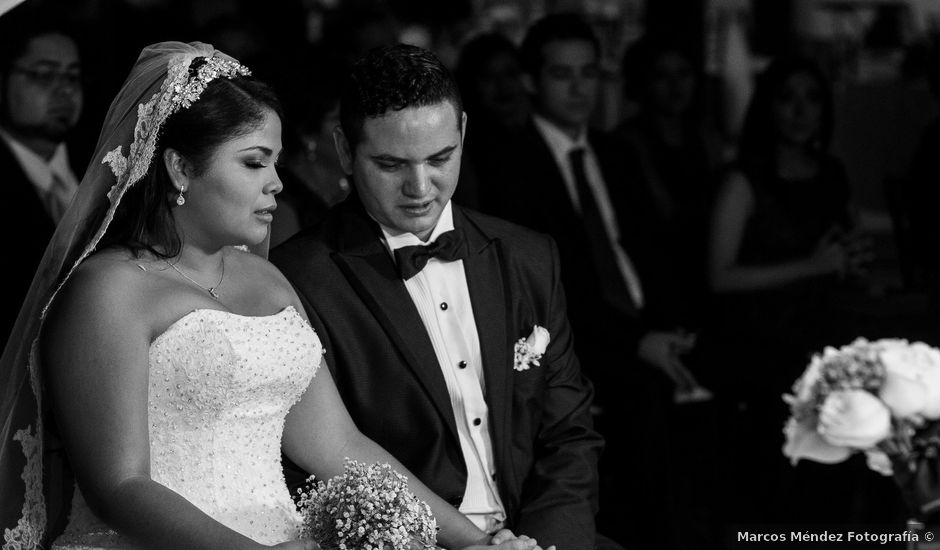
[208,287,220,299]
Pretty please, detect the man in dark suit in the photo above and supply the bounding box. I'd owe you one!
[271,44,610,550]
[0,14,84,345]
[489,12,703,410]
[483,13,714,549]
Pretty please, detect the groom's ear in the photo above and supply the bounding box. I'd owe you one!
[333,126,354,176]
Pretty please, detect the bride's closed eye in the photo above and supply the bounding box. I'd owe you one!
[245,159,271,168]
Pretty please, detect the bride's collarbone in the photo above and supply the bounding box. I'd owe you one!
[141,281,295,340]
[110,249,292,330]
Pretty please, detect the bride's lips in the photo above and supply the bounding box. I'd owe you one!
[254,204,276,222]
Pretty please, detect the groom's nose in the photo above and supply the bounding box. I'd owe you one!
[402,164,431,197]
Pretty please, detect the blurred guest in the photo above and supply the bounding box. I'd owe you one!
[0,13,84,343]
[456,33,530,132]
[199,13,275,80]
[613,40,726,546]
[262,6,398,247]
[319,6,399,70]
[454,32,530,210]
[904,41,940,314]
[270,48,349,247]
[614,33,724,329]
[489,13,706,549]
[705,55,873,526]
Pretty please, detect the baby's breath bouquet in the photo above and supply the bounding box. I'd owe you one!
[299,459,438,550]
[783,338,940,519]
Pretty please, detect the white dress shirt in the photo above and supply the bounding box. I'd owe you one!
[377,201,506,533]
[532,114,645,309]
[0,129,79,224]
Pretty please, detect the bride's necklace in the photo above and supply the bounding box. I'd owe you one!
[165,254,225,300]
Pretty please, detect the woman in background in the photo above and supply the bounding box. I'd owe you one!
[706,54,874,526]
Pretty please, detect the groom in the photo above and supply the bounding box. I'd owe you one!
[271,44,606,550]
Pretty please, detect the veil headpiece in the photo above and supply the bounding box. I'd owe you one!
[0,42,250,549]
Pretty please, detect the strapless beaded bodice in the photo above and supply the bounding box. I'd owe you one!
[53,306,321,548]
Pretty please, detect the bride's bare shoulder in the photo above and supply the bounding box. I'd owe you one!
[72,247,161,291]
[40,249,166,362]
[49,248,172,323]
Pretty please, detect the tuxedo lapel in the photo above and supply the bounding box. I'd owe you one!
[456,208,512,481]
[331,201,459,443]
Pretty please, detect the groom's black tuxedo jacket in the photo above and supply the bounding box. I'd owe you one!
[270,196,603,550]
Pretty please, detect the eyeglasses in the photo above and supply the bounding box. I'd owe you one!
[10,66,82,89]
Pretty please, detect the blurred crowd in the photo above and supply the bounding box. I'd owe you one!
[4,0,940,549]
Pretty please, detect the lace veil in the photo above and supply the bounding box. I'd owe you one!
[0,41,261,549]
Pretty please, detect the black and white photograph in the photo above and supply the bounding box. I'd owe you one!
[3,1,940,549]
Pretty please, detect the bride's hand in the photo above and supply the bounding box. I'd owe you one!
[490,529,518,544]
[460,530,554,550]
[269,540,319,549]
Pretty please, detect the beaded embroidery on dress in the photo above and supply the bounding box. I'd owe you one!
[51,306,320,549]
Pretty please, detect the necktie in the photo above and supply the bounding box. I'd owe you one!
[394,228,468,280]
[44,172,74,224]
[569,148,640,315]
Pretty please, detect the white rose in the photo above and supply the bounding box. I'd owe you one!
[818,390,892,448]
[782,417,852,465]
[526,326,550,356]
[879,341,940,419]
[879,365,928,419]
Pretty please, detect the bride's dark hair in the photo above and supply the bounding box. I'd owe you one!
[96,59,283,258]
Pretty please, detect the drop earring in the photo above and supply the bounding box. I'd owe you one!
[176,187,186,206]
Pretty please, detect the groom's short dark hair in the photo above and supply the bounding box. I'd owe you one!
[339,43,463,151]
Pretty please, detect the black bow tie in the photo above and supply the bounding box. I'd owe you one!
[394,229,467,280]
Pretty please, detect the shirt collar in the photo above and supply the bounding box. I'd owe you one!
[532,113,589,159]
[378,200,456,253]
[49,143,75,183]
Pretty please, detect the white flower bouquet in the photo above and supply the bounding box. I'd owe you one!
[299,459,438,550]
[783,337,940,518]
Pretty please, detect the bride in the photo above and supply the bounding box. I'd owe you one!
[0,42,545,550]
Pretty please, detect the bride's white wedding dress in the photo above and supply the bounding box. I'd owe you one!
[52,306,320,549]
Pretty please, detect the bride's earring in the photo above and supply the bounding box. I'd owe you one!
[176,186,186,206]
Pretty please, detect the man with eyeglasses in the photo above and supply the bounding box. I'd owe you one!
[0,12,84,343]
